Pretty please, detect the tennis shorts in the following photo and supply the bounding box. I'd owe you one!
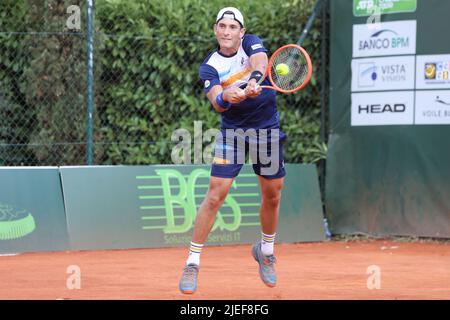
[211,128,286,179]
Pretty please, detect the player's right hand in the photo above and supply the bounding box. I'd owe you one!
[223,87,247,104]
[244,79,262,98]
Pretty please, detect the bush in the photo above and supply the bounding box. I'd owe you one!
[96,0,324,164]
[0,0,324,165]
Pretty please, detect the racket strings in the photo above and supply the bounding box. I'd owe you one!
[270,47,309,91]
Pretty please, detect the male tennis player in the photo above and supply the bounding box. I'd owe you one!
[179,7,286,294]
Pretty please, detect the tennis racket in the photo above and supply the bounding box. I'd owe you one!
[241,44,312,94]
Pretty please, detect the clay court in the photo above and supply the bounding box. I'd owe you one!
[1,239,449,300]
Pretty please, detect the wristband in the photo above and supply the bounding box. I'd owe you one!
[249,70,263,83]
[216,92,232,109]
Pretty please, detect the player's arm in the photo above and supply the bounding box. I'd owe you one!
[206,85,247,113]
[249,52,268,76]
[200,63,246,112]
[245,52,267,97]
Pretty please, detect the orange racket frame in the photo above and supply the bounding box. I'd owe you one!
[259,44,313,94]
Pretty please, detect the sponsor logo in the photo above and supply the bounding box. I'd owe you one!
[424,61,449,80]
[359,29,407,51]
[435,95,450,106]
[359,63,407,84]
[357,103,405,114]
[0,202,36,240]
[416,55,450,89]
[415,90,450,124]
[425,63,436,79]
[353,20,416,57]
[353,0,417,17]
[137,168,262,239]
[358,63,377,87]
[351,91,414,126]
[204,80,210,88]
[352,56,415,92]
[212,156,230,165]
[251,44,263,50]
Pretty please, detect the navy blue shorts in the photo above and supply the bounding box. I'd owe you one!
[211,128,286,179]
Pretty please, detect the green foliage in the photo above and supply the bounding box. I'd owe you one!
[0,0,325,165]
[0,1,36,164]
[96,0,324,164]
[23,0,104,165]
[1,0,104,165]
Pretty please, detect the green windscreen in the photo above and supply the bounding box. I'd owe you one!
[327,0,450,237]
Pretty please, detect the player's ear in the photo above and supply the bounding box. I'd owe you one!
[240,27,246,38]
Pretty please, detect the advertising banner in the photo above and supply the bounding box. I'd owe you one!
[60,164,325,250]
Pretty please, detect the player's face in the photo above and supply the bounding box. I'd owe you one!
[214,19,245,53]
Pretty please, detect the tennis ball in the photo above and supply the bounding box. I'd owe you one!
[275,63,289,76]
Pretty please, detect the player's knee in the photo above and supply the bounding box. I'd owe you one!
[204,193,226,210]
[262,191,281,207]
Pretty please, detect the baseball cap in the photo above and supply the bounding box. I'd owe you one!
[216,7,244,27]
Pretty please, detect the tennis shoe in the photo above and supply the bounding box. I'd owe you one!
[252,242,277,287]
[179,263,199,294]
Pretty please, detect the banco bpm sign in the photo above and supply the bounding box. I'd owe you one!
[353,20,416,57]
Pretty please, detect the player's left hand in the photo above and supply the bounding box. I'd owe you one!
[245,79,262,98]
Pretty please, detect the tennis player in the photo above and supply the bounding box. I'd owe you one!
[179,7,286,294]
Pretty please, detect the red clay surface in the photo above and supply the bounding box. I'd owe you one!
[0,240,449,300]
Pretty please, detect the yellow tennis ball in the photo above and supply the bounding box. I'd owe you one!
[275,63,289,76]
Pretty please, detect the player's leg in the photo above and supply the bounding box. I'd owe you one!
[179,129,243,294]
[189,176,235,262]
[258,175,284,253]
[186,130,243,265]
[250,176,284,287]
[179,176,234,294]
[250,128,286,287]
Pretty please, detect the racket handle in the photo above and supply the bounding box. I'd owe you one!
[259,85,276,90]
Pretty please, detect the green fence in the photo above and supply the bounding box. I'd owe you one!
[0,0,329,167]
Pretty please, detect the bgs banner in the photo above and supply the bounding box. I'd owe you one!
[0,168,69,253]
[60,164,325,250]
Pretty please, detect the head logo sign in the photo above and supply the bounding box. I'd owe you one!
[0,202,36,240]
[136,168,260,235]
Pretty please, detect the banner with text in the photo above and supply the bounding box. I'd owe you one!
[60,164,325,250]
[328,0,450,238]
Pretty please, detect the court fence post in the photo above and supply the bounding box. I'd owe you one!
[86,0,94,165]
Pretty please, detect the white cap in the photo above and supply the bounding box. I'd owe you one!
[216,7,244,27]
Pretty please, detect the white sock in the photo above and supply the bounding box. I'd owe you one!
[261,232,276,256]
[186,241,203,266]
